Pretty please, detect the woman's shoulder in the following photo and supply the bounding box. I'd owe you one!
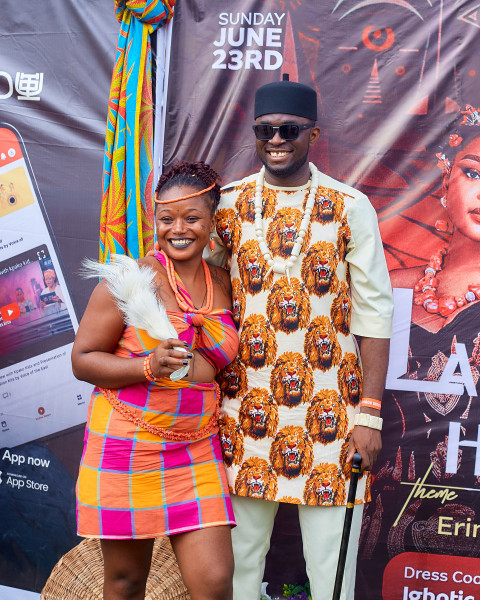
[137,255,159,269]
[137,255,168,278]
[389,265,425,289]
[207,264,232,303]
[208,263,231,287]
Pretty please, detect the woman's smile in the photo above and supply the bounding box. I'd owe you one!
[169,238,194,248]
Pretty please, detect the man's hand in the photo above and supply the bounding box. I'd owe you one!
[346,335,389,471]
[347,425,381,472]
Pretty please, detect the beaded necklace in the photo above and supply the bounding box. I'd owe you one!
[255,162,319,283]
[162,251,214,314]
[414,248,480,317]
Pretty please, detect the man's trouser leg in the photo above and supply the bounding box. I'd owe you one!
[298,503,364,600]
[231,495,279,600]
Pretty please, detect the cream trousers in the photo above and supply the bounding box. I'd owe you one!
[231,495,363,600]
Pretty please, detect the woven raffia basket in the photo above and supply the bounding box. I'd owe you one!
[41,537,190,600]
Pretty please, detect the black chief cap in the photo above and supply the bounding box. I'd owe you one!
[254,74,317,120]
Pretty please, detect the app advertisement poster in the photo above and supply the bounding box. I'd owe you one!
[0,2,118,597]
[163,1,480,598]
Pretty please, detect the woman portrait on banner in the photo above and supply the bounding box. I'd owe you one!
[40,268,65,307]
[391,105,480,335]
[72,162,238,600]
[364,106,480,562]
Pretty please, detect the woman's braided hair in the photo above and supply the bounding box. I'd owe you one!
[155,161,221,213]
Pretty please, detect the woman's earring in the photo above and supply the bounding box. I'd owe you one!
[440,195,447,208]
[209,238,216,252]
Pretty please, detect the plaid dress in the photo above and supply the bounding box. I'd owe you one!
[76,258,239,539]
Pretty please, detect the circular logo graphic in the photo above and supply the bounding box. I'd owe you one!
[7,148,16,158]
[38,406,45,415]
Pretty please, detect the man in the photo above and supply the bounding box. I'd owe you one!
[15,287,35,313]
[212,76,393,600]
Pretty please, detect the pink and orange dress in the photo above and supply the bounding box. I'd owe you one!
[76,252,239,539]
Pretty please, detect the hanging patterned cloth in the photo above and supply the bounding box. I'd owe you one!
[100,0,175,262]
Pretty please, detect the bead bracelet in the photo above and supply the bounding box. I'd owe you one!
[354,413,383,431]
[143,353,159,383]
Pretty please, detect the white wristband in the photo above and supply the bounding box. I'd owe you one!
[354,413,383,431]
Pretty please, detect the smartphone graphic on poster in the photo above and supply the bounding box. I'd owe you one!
[0,123,91,447]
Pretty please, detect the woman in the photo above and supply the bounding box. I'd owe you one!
[385,105,480,462]
[390,105,480,330]
[40,268,64,306]
[358,107,480,583]
[72,162,239,600]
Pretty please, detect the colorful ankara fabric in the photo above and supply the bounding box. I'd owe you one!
[76,257,239,539]
[100,0,174,263]
[154,251,239,369]
[213,169,393,507]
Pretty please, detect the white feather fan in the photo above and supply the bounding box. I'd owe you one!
[81,254,188,381]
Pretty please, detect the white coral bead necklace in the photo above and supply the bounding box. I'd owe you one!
[255,162,319,283]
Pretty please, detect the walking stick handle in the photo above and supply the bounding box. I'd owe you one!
[332,452,363,600]
[351,452,362,473]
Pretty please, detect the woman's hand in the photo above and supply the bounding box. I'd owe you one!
[150,338,191,378]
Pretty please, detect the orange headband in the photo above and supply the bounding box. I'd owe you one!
[155,182,216,204]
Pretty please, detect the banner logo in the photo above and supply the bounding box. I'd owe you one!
[0,71,44,101]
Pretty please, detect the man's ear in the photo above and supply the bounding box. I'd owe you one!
[309,126,321,147]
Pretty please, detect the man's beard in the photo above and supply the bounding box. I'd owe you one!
[261,149,309,180]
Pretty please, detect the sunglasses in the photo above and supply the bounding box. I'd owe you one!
[252,122,315,141]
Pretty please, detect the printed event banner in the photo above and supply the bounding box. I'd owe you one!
[163,1,480,599]
[0,2,118,596]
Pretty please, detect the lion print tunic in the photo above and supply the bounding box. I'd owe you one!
[212,168,393,507]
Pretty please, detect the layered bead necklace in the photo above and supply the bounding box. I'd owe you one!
[255,162,319,283]
[162,251,214,314]
[414,248,480,317]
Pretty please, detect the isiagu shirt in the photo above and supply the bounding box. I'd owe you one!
[212,168,393,506]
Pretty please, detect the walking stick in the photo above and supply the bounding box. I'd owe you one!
[332,452,363,600]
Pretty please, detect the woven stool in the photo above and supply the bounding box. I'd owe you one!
[41,537,190,600]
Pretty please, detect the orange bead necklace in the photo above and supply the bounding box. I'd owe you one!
[414,248,480,317]
[162,251,214,314]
